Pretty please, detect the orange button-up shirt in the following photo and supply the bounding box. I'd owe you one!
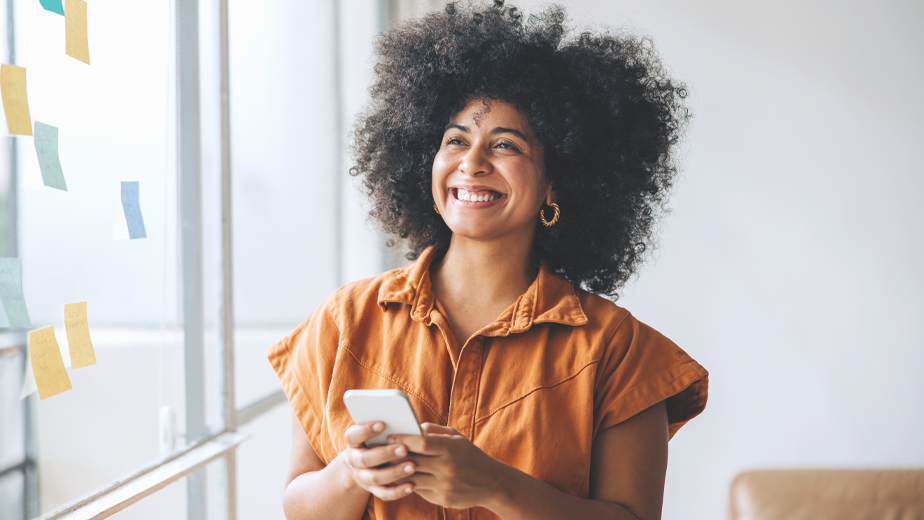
[268,247,708,520]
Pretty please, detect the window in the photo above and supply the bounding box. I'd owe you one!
[0,0,392,518]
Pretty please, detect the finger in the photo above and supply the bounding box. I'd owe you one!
[387,434,444,455]
[421,423,461,436]
[401,454,437,474]
[344,422,385,448]
[390,475,416,486]
[406,471,439,491]
[355,460,417,487]
[348,443,408,469]
[368,483,415,501]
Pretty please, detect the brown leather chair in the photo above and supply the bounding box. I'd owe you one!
[728,469,924,520]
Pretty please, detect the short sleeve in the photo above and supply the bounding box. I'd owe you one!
[593,314,708,439]
[266,304,341,464]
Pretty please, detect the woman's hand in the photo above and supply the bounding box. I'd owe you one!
[342,421,417,501]
[388,423,506,509]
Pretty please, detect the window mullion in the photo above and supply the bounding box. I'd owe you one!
[177,0,207,519]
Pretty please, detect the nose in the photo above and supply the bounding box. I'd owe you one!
[458,143,493,177]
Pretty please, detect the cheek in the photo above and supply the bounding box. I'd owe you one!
[510,167,547,205]
[431,154,453,195]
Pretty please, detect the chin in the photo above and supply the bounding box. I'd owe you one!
[446,222,498,241]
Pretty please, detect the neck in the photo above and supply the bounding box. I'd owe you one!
[431,232,538,311]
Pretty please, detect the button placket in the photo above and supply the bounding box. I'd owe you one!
[447,336,482,438]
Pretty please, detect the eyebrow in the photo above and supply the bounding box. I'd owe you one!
[444,124,529,142]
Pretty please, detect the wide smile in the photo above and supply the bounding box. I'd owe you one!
[449,187,507,208]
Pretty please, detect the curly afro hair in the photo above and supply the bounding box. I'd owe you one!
[351,0,690,297]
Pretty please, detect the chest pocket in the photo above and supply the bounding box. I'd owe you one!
[472,328,599,496]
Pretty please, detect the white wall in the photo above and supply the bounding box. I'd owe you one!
[510,0,924,518]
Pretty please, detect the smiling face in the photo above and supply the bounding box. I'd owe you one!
[432,99,551,244]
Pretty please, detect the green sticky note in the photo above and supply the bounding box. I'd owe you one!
[40,0,65,16]
[0,258,32,328]
[34,122,67,191]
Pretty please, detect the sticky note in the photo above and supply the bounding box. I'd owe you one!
[0,64,33,136]
[40,0,65,16]
[21,351,38,399]
[0,258,32,328]
[34,122,67,191]
[29,326,72,399]
[65,0,90,65]
[121,182,147,239]
[64,302,95,368]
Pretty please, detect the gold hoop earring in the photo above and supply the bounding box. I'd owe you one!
[433,204,440,215]
[539,202,560,227]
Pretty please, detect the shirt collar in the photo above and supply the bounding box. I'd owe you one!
[377,246,588,335]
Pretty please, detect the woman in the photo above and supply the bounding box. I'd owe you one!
[268,2,707,519]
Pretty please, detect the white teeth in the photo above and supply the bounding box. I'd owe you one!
[457,189,498,202]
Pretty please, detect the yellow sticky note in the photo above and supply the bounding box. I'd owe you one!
[64,302,96,368]
[29,326,72,400]
[65,0,90,65]
[0,64,33,136]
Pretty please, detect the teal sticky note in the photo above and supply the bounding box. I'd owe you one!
[34,122,67,191]
[0,258,32,328]
[121,182,147,239]
[39,0,65,15]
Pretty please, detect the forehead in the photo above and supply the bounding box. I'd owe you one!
[448,98,533,136]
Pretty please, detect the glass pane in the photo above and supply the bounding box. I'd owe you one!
[0,345,25,470]
[9,0,186,515]
[228,0,387,413]
[236,401,290,520]
[228,0,340,408]
[0,470,24,520]
[32,336,184,513]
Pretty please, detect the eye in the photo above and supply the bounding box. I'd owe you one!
[445,137,466,146]
[495,140,520,151]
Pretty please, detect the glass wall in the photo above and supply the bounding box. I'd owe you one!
[228,0,340,409]
[3,0,188,516]
[0,0,390,517]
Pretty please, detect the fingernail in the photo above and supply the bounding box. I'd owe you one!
[405,486,412,494]
[373,423,383,432]
[395,446,406,456]
[404,464,413,474]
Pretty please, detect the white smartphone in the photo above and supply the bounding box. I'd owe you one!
[343,389,423,447]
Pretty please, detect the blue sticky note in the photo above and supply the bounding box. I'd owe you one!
[39,0,65,15]
[34,122,67,191]
[0,258,32,328]
[121,181,147,239]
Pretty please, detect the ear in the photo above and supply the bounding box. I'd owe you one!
[545,188,555,206]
